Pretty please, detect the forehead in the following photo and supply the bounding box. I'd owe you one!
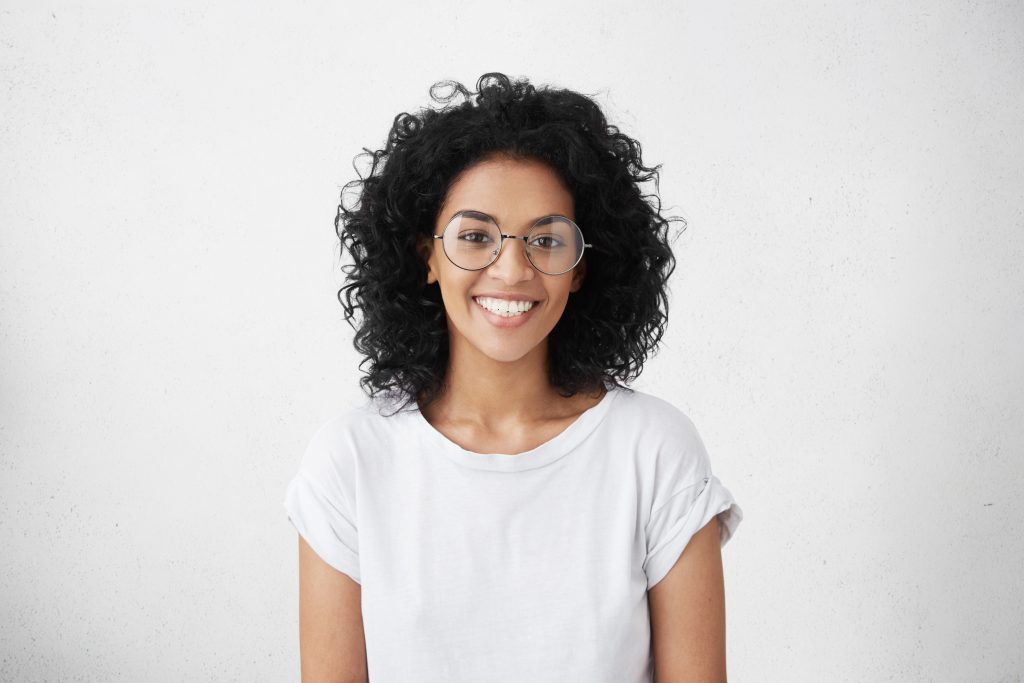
[437,156,575,226]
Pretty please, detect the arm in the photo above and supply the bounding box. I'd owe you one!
[297,536,368,683]
[647,516,727,683]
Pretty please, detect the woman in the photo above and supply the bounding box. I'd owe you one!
[284,73,742,682]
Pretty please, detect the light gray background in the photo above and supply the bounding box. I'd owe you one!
[2,2,1022,681]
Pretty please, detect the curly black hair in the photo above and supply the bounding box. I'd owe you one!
[336,72,683,414]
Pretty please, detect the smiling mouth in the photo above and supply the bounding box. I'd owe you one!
[472,296,538,318]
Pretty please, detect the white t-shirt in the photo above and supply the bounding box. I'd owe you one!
[283,386,742,682]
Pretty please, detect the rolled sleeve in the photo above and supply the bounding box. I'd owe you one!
[284,472,361,584]
[643,473,742,590]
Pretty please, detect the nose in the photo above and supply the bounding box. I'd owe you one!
[486,236,535,284]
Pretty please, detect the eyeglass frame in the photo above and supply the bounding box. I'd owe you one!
[432,210,592,276]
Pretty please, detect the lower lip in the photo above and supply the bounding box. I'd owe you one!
[473,298,540,328]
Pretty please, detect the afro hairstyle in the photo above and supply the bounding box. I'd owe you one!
[335,72,683,414]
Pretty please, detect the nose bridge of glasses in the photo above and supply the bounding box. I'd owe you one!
[490,232,532,268]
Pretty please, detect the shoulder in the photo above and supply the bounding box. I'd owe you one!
[609,388,706,453]
[299,399,415,483]
[607,388,713,489]
[307,400,391,446]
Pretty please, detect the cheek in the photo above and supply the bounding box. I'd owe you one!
[545,278,575,304]
[437,271,475,308]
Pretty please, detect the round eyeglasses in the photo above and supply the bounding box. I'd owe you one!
[433,210,591,276]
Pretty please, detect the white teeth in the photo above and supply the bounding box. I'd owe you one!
[474,296,536,317]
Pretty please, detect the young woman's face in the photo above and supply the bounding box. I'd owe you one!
[420,155,585,365]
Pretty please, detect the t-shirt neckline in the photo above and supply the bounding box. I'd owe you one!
[411,387,620,472]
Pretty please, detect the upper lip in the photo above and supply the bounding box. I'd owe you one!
[472,293,540,301]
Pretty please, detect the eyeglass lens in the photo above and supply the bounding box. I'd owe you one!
[441,212,584,275]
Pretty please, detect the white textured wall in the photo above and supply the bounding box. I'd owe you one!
[2,2,1022,681]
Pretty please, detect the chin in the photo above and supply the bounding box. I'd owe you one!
[474,338,545,365]
[480,347,536,364]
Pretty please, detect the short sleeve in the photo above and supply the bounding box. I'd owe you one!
[283,423,361,584]
[642,416,742,590]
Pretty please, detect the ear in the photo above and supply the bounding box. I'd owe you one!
[569,256,586,293]
[417,234,438,285]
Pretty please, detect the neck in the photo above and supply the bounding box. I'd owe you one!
[429,336,560,429]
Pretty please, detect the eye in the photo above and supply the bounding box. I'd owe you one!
[529,234,564,249]
[459,231,494,244]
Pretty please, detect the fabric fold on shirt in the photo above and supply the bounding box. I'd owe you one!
[285,472,361,584]
[643,473,742,590]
